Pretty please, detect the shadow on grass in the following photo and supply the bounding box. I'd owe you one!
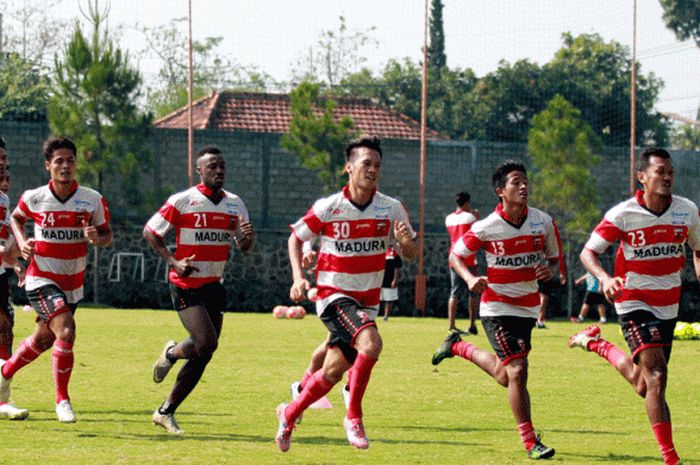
[558,451,664,463]
[394,424,625,436]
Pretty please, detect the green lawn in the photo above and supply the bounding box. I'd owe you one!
[3,307,699,465]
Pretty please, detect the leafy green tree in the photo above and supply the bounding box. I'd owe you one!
[48,0,152,215]
[138,17,272,118]
[281,82,357,192]
[428,0,447,72]
[291,16,377,87]
[659,0,700,46]
[671,109,700,150]
[0,52,50,120]
[528,94,602,240]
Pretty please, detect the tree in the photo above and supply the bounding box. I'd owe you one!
[428,0,447,72]
[49,0,152,216]
[291,16,378,87]
[138,17,272,118]
[659,0,700,46]
[0,52,50,120]
[281,81,357,192]
[528,94,602,241]
[671,109,700,150]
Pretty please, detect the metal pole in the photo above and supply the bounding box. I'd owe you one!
[630,0,637,195]
[414,0,429,315]
[187,0,194,186]
[0,13,3,54]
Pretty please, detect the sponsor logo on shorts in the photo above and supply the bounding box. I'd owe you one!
[517,338,526,352]
[52,297,66,309]
[650,326,661,341]
[356,310,370,324]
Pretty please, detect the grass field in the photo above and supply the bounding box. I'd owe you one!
[3,307,699,465]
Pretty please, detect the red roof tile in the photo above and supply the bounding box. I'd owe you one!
[153,91,446,140]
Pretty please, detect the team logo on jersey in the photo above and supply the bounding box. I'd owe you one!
[532,237,543,250]
[674,227,686,241]
[74,211,89,226]
[356,310,370,324]
[376,221,389,234]
[228,216,239,230]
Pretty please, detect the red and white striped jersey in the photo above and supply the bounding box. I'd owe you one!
[445,209,477,267]
[15,181,110,303]
[0,192,10,276]
[452,204,562,318]
[290,186,415,316]
[584,190,700,319]
[145,184,250,289]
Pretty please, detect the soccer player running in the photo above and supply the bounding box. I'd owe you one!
[145,146,255,434]
[275,136,417,452]
[0,136,112,423]
[0,141,29,420]
[445,191,480,335]
[431,160,560,460]
[569,147,699,465]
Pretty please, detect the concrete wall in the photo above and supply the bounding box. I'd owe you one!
[2,120,699,318]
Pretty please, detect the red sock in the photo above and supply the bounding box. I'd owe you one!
[451,341,476,361]
[299,369,313,390]
[518,421,537,451]
[652,422,680,465]
[346,353,377,420]
[285,370,334,424]
[0,344,11,360]
[2,336,45,379]
[588,339,627,368]
[52,340,74,403]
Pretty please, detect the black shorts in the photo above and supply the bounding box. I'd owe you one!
[584,291,605,306]
[0,273,11,322]
[619,310,675,363]
[169,281,227,312]
[481,316,535,365]
[320,297,377,364]
[537,279,557,296]
[26,284,78,323]
[450,267,478,298]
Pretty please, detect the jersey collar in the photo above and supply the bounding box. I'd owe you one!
[342,184,376,211]
[197,183,224,204]
[635,189,671,217]
[495,203,528,228]
[48,180,79,203]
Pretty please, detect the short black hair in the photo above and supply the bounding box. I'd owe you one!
[492,159,527,192]
[43,136,77,161]
[638,147,671,172]
[455,191,471,206]
[345,136,382,161]
[197,145,223,158]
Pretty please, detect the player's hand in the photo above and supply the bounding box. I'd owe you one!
[290,278,311,302]
[238,221,255,250]
[170,254,199,277]
[467,276,488,293]
[15,263,26,287]
[393,220,412,246]
[559,272,567,285]
[82,219,98,245]
[302,249,317,269]
[534,263,553,281]
[601,276,625,302]
[20,238,35,261]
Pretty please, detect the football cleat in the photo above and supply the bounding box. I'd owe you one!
[289,381,303,424]
[55,400,76,423]
[342,384,350,410]
[0,402,29,420]
[152,340,177,383]
[275,403,293,452]
[152,410,183,434]
[343,416,369,449]
[527,436,555,460]
[567,324,601,351]
[468,325,478,335]
[0,360,11,404]
[431,331,462,366]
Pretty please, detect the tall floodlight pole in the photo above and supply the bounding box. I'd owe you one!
[414,0,429,315]
[630,0,638,195]
[187,0,194,186]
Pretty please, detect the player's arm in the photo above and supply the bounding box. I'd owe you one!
[393,221,418,261]
[580,248,623,302]
[143,227,198,277]
[83,221,112,247]
[236,220,255,252]
[11,209,34,261]
[392,266,400,288]
[574,273,588,286]
[693,250,700,283]
[449,253,487,293]
[288,233,310,302]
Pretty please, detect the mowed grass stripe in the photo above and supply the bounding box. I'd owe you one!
[2,307,699,465]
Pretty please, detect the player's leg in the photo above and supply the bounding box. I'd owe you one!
[467,289,479,335]
[290,337,329,425]
[577,302,591,322]
[0,274,13,360]
[47,309,77,422]
[596,303,607,323]
[382,301,392,321]
[536,293,548,328]
[448,269,465,333]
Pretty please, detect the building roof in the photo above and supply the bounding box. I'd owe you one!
[153,91,446,140]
